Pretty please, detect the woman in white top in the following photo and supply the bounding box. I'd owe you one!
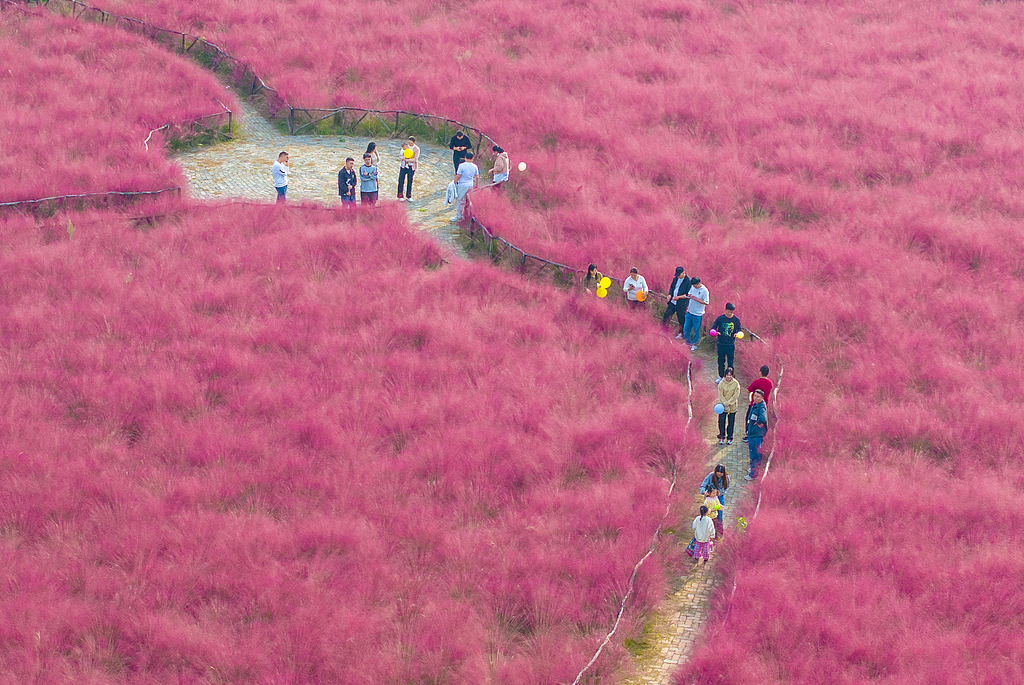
[622,267,649,309]
[364,142,380,167]
[692,505,715,563]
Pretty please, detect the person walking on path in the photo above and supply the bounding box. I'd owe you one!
[272,151,289,204]
[692,505,715,564]
[743,365,774,442]
[359,153,379,205]
[623,267,649,309]
[711,303,742,382]
[699,464,730,533]
[716,368,741,445]
[664,266,691,333]
[449,130,472,172]
[364,142,380,167]
[491,145,510,185]
[745,389,769,480]
[682,277,710,351]
[338,157,357,205]
[398,141,416,201]
[453,151,479,221]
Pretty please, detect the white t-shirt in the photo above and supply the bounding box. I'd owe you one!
[456,161,479,187]
[692,515,716,543]
[622,275,648,300]
[272,161,288,188]
[687,285,709,316]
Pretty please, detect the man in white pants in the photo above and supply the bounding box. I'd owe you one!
[452,151,479,222]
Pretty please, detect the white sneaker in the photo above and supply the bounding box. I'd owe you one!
[675,333,684,340]
[715,377,723,384]
[690,345,697,351]
[744,474,756,481]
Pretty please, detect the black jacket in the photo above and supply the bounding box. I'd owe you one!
[338,167,357,196]
[666,275,691,304]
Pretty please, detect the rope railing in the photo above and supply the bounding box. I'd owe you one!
[143,107,233,151]
[0,187,182,214]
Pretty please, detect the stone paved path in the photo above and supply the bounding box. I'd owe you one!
[173,99,465,251]
[621,348,756,685]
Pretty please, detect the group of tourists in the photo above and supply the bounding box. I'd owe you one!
[269,130,510,218]
[578,263,775,566]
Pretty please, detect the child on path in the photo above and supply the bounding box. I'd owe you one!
[692,505,715,564]
[272,151,289,204]
[699,464,730,533]
[703,488,724,540]
[717,367,741,445]
[682,277,709,351]
[338,157,357,204]
[359,153,378,205]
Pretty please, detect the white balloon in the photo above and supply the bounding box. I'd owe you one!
[518,161,527,172]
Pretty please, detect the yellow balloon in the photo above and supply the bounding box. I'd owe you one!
[596,287,608,298]
[403,148,414,159]
[735,331,745,339]
[599,276,611,289]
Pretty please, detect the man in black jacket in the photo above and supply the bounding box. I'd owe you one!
[338,157,357,204]
[663,266,691,335]
[710,302,742,382]
[449,130,472,172]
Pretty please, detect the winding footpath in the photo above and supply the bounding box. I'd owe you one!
[175,102,762,685]
[174,99,462,250]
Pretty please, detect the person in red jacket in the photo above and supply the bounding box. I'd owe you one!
[743,365,773,442]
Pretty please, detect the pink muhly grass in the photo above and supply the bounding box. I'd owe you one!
[0,201,706,683]
[0,9,237,202]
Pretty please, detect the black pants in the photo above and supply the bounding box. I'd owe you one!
[718,412,736,440]
[453,153,467,172]
[717,345,735,377]
[662,300,685,329]
[398,167,415,198]
[743,403,752,435]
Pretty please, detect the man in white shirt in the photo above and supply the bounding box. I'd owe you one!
[452,151,479,221]
[681,276,709,351]
[622,267,649,310]
[272,151,289,204]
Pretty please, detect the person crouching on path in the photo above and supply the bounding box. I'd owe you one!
[359,153,378,205]
[683,277,709,351]
[743,365,774,442]
[338,157,357,205]
[623,267,649,310]
[664,266,691,334]
[711,303,742,383]
[272,151,289,204]
[700,464,730,535]
[692,505,715,564]
[745,388,768,480]
[453,151,479,222]
[717,367,740,445]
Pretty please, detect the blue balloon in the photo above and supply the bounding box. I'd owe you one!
[714,403,725,415]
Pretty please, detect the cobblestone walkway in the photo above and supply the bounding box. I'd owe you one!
[173,100,465,251]
[621,349,756,685]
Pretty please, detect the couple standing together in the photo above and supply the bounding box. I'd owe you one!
[664,267,710,352]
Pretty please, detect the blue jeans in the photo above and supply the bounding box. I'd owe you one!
[683,312,702,345]
[748,435,764,476]
[275,185,287,204]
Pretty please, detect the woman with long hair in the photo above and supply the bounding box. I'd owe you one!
[700,464,729,535]
[364,141,379,167]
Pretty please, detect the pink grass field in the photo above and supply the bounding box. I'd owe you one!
[5,0,1024,681]
[0,6,236,202]
[0,201,710,684]
[71,0,1024,680]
